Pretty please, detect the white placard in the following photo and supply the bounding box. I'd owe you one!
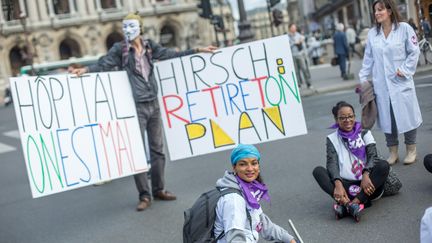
[155,35,308,161]
[10,71,148,198]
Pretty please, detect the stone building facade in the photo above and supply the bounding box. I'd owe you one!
[0,0,234,95]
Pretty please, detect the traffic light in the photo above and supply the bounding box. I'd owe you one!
[211,15,224,31]
[272,9,283,27]
[197,0,212,19]
[269,0,281,8]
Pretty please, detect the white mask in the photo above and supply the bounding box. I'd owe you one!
[122,19,141,42]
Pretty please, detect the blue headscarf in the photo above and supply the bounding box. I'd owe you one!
[230,144,261,165]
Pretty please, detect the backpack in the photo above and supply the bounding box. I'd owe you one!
[183,187,250,243]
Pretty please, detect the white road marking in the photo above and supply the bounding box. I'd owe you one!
[0,142,16,154]
[416,83,432,88]
[3,130,20,139]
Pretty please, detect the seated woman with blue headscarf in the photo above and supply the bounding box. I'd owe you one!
[213,144,298,243]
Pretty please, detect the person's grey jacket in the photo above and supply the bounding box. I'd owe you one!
[215,171,295,243]
[88,38,195,102]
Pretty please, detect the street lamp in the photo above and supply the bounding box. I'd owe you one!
[236,0,254,43]
[18,12,35,75]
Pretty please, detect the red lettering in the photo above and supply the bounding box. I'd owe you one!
[250,76,268,108]
[162,95,190,128]
[99,122,115,178]
[202,86,221,117]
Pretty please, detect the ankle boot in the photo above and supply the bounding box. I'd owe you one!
[387,145,399,165]
[403,144,417,165]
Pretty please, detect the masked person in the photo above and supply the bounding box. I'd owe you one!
[70,12,216,211]
[213,144,299,243]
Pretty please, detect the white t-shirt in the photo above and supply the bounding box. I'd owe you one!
[328,130,375,181]
[214,193,262,243]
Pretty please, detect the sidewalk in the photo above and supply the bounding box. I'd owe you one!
[300,57,432,97]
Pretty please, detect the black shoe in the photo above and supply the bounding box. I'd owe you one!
[346,203,364,222]
[333,203,348,220]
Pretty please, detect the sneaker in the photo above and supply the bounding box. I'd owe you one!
[333,203,348,220]
[346,203,364,222]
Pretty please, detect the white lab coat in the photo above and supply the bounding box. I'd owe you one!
[359,22,422,134]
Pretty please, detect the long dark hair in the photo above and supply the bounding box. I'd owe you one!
[372,0,401,34]
[332,101,355,120]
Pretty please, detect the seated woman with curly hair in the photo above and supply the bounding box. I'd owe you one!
[313,101,390,222]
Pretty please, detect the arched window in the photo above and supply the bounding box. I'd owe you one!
[160,25,177,47]
[106,32,124,50]
[9,45,27,76]
[59,38,82,59]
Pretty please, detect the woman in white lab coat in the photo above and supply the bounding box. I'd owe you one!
[358,0,422,165]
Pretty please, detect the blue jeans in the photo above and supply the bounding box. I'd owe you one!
[337,54,347,77]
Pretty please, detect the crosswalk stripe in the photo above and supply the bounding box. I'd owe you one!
[3,130,20,139]
[0,142,16,154]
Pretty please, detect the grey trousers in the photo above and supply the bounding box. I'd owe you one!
[385,104,417,146]
[134,99,166,201]
[293,55,312,87]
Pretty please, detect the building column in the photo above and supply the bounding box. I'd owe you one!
[25,0,40,22]
[359,0,372,29]
[0,0,5,25]
[37,0,50,21]
[126,0,135,11]
[69,0,77,14]
[76,0,87,15]
[46,0,56,18]
[342,6,349,27]
[116,0,122,8]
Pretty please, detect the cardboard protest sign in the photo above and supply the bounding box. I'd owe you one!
[155,35,308,161]
[10,71,148,198]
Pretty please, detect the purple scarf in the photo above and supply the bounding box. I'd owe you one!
[330,121,366,161]
[236,175,270,209]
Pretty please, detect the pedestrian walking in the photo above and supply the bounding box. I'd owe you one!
[333,23,349,79]
[213,144,299,242]
[313,101,390,222]
[346,25,362,58]
[421,17,431,40]
[69,12,216,211]
[358,0,422,165]
[307,34,322,65]
[288,23,313,89]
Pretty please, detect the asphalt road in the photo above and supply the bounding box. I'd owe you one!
[0,72,431,243]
